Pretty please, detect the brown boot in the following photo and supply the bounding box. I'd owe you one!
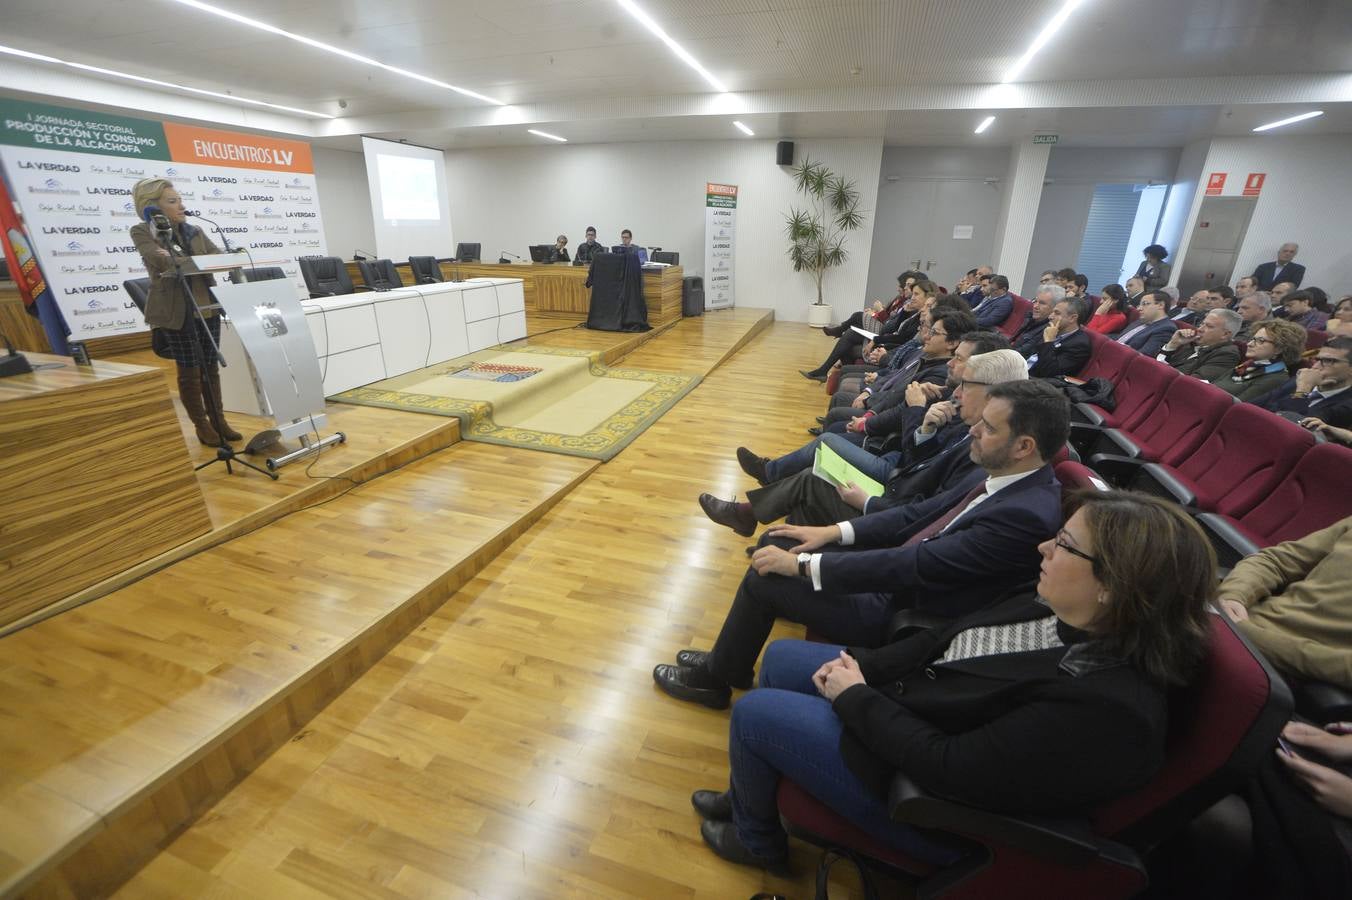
[177,366,221,446]
[205,367,243,442]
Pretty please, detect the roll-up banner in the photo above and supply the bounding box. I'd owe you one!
[703,182,737,310]
[0,97,327,340]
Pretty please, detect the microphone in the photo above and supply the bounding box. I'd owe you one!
[498,250,522,263]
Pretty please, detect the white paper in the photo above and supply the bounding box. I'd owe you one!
[952,225,974,240]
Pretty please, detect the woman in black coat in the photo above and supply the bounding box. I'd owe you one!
[690,492,1215,872]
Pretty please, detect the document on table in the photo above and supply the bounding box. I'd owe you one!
[812,442,885,497]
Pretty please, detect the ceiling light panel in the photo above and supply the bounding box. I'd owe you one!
[614,0,729,93]
[732,121,754,136]
[528,129,568,143]
[1252,110,1324,132]
[974,115,996,134]
[1003,0,1085,84]
[169,0,504,105]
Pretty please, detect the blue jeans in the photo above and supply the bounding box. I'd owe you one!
[726,640,964,865]
[764,431,899,484]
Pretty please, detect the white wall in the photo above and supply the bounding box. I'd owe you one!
[1024,147,1181,295]
[443,138,884,322]
[313,146,377,260]
[1174,134,1352,294]
[1156,138,1210,275]
[865,146,1009,301]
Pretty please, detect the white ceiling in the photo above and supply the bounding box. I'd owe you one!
[2,0,1350,149]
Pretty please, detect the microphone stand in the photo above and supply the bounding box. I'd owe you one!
[498,250,522,264]
[156,217,277,480]
[190,211,254,282]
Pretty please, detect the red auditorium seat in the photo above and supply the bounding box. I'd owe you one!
[1194,441,1352,566]
[1305,330,1328,351]
[996,295,1033,337]
[1072,354,1179,428]
[1125,404,1315,516]
[776,613,1291,899]
[1054,460,1111,491]
[1084,376,1234,463]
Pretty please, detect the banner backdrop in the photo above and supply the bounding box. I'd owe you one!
[0,97,326,340]
[703,182,737,310]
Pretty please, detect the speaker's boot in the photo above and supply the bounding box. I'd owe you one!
[177,366,222,446]
[205,367,242,442]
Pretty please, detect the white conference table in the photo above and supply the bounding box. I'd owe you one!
[298,278,526,396]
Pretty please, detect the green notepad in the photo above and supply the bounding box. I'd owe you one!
[812,442,885,497]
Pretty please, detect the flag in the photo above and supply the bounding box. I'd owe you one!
[0,167,69,354]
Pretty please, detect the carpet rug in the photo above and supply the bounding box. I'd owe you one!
[331,346,700,460]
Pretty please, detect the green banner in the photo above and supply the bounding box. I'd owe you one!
[0,97,169,159]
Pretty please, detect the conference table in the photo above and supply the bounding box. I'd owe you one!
[344,260,686,325]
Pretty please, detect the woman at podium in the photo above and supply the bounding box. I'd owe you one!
[129,177,240,447]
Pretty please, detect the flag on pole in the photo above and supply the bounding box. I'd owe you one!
[0,167,69,354]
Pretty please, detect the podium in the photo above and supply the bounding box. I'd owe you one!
[182,254,344,470]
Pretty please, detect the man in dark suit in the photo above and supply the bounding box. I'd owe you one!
[1115,291,1178,357]
[1253,243,1305,290]
[1170,289,1211,327]
[1012,284,1061,356]
[970,274,1014,328]
[654,380,1069,708]
[1253,336,1352,428]
[1025,297,1092,377]
[1159,309,1244,381]
[574,226,604,264]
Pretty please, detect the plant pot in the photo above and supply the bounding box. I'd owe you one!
[807,303,833,327]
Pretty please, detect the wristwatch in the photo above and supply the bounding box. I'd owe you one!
[797,552,812,578]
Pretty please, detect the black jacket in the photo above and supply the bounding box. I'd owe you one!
[1027,328,1092,378]
[1253,379,1352,429]
[1253,260,1305,291]
[1165,341,1242,382]
[835,594,1167,808]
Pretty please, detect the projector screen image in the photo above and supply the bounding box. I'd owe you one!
[376,154,439,221]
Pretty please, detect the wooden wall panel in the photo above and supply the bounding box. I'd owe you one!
[0,354,211,629]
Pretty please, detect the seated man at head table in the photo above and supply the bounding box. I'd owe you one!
[616,228,648,264]
[546,233,570,263]
[574,226,603,264]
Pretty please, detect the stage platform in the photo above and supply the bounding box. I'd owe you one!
[0,307,774,897]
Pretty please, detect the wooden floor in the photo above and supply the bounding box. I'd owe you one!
[2,311,899,898]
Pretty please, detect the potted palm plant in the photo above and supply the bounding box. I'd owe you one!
[784,157,866,326]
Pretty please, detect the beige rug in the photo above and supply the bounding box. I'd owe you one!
[332,346,700,460]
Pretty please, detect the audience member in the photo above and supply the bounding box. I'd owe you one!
[802,273,918,379]
[1270,280,1296,312]
[1235,275,1259,302]
[1134,244,1171,290]
[970,274,1014,328]
[1173,289,1211,326]
[1283,290,1330,331]
[687,492,1213,873]
[1012,284,1062,355]
[1026,297,1092,377]
[1217,319,1306,401]
[1329,296,1352,337]
[1253,242,1305,290]
[700,343,1021,534]
[1086,284,1129,334]
[1235,291,1273,342]
[1038,269,1057,286]
[1217,514,1352,690]
[1125,275,1148,305]
[653,380,1069,709]
[1253,336,1352,428]
[1159,308,1243,381]
[1207,284,1235,310]
[1115,291,1178,356]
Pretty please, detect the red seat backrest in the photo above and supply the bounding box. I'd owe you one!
[1235,443,1352,545]
[1091,614,1289,844]
[1132,376,1235,466]
[1109,356,1180,431]
[1054,460,1110,492]
[1305,330,1328,351]
[1079,335,1138,384]
[1172,404,1315,515]
[997,295,1033,337]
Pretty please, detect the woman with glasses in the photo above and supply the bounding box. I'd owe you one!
[689,492,1214,873]
[1217,319,1307,402]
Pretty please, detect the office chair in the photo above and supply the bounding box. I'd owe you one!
[298,256,358,298]
[455,242,481,262]
[409,256,443,284]
[356,258,403,292]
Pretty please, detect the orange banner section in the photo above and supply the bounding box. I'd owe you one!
[163,122,314,173]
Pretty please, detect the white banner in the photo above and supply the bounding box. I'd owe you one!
[0,98,326,340]
[704,182,737,310]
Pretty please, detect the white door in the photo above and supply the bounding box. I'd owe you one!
[921,180,1002,289]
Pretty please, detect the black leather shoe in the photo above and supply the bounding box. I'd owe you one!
[816,416,827,424]
[699,493,756,537]
[822,324,846,337]
[799,369,828,382]
[692,789,733,821]
[807,426,823,436]
[675,651,753,690]
[736,447,769,484]
[700,820,790,875]
[653,664,731,709]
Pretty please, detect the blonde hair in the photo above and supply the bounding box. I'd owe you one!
[131,177,174,219]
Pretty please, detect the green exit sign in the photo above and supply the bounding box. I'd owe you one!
[1033,134,1059,144]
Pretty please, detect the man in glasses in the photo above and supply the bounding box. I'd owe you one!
[1255,336,1352,429]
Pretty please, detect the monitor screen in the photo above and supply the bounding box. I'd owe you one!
[529,245,552,263]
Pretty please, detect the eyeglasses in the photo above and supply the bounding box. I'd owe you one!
[1053,529,1098,564]
[1248,337,1274,345]
[1313,356,1349,366]
[959,380,989,389]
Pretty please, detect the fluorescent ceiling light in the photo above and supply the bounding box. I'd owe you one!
[1252,110,1324,132]
[974,115,996,134]
[732,121,754,136]
[528,129,567,143]
[0,43,333,118]
[615,0,728,93]
[1003,0,1084,83]
[169,0,503,105]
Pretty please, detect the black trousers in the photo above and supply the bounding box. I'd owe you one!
[706,537,895,689]
[746,468,859,526]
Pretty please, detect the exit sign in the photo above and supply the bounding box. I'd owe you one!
[1032,134,1059,144]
